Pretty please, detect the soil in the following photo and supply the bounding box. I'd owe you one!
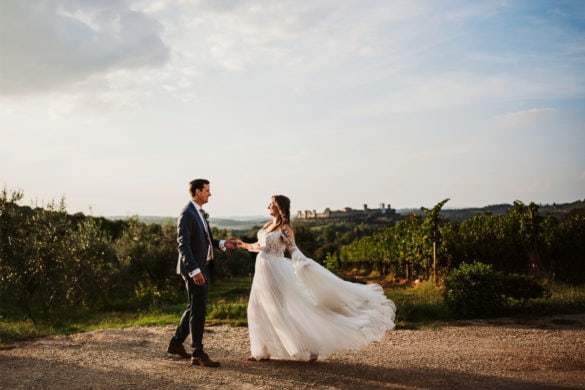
[1,314,584,389]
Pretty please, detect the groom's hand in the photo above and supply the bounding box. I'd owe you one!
[224,238,237,250]
[193,273,206,286]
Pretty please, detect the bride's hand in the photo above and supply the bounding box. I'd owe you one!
[280,233,291,246]
[236,239,254,252]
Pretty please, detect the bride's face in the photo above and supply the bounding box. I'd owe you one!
[268,199,279,218]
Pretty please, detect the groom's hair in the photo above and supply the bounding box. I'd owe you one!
[189,179,210,196]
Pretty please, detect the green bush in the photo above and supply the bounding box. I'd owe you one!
[443,262,506,317]
[443,262,549,318]
[502,273,549,302]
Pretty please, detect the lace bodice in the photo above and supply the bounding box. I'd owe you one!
[257,229,286,257]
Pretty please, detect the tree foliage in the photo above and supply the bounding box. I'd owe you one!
[0,188,255,321]
[1,188,583,323]
[335,200,585,284]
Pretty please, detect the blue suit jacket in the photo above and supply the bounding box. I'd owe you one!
[176,202,219,278]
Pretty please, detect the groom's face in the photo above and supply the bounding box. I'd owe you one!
[194,184,211,206]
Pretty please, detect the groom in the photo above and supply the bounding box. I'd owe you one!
[167,178,236,367]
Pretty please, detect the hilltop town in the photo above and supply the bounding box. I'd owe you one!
[293,199,585,225]
[295,203,398,224]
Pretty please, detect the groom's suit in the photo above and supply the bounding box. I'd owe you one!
[176,201,218,277]
[172,201,221,356]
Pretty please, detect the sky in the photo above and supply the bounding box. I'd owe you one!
[1,0,584,219]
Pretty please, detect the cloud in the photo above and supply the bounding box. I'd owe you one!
[0,0,169,95]
[494,108,557,127]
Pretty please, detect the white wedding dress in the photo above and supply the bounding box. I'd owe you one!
[247,229,396,361]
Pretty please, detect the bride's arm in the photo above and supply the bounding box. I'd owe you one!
[281,224,298,254]
[282,225,312,269]
[236,239,261,252]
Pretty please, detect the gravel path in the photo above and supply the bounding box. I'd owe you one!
[1,314,584,389]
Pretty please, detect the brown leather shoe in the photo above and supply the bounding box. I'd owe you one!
[167,344,190,359]
[191,352,220,367]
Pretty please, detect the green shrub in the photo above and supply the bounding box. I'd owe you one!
[443,262,550,318]
[443,262,506,318]
[502,273,549,302]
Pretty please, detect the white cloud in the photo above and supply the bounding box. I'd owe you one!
[494,108,557,127]
[1,0,584,217]
[0,0,169,95]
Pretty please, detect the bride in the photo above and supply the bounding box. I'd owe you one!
[236,195,396,362]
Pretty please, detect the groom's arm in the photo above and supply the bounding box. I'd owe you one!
[212,233,236,250]
[177,211,201,276]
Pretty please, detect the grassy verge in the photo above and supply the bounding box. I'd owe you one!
[505,282,585,317]
[2,277,584,348]
[0,307,181,349]
[0,277,252,349]
[386,281,451,329]
[206,276,251,327]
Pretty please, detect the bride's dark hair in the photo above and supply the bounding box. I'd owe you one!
[266,195,291,232]
[274,195,290,224]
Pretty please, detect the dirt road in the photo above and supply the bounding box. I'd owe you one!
[1,314,584,389]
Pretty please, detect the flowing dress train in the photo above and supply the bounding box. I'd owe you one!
[247,229,396,361]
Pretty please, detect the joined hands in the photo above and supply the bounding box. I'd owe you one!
[234,239,248,250]
[224,238,238,250]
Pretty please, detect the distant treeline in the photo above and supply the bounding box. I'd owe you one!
[1,188,584,324]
